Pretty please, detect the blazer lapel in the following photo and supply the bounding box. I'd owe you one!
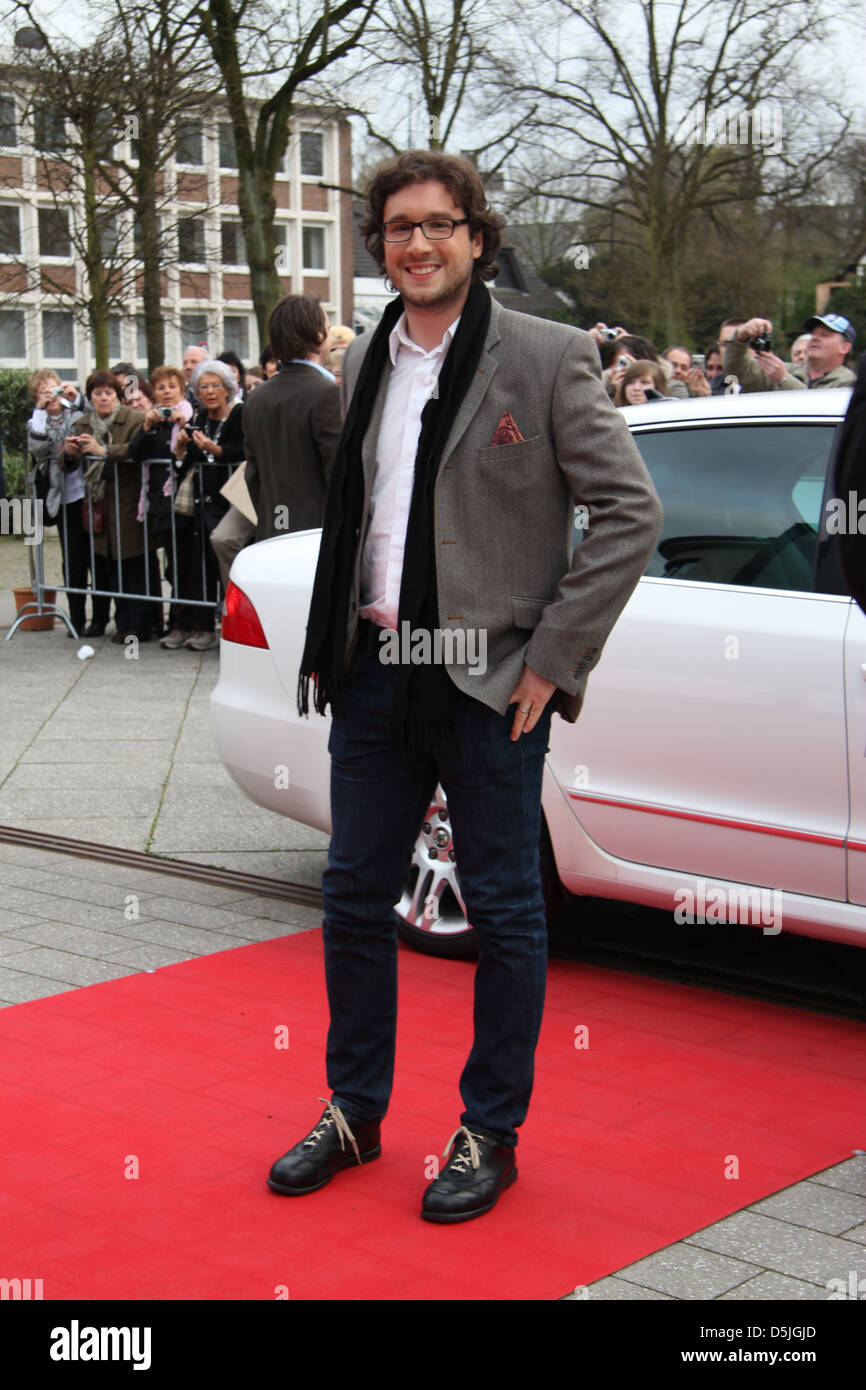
[438,297,503,471]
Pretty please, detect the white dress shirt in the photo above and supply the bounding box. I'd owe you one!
[359,313,459,628]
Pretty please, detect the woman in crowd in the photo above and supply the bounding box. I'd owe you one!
[128,366,193,647]
[170,358,244,651]
[125,377,155,412]
[217,350,246,399]
[26,368,108,637]
[613,360,672,407]
[64,370,149,642]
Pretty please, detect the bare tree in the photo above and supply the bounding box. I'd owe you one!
[195,0,375,344]
[504,0,852,342]
[4,0,220,369]
[343,0,542,180]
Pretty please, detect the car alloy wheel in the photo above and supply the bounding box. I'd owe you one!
[395,786,477,959]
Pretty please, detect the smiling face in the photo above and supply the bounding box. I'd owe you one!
[382,179,483,317]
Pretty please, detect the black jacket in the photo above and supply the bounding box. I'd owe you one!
[834,356,866,612]
[182,402,245,530]
[243,362,341,542]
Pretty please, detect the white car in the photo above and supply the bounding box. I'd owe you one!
[211,388,866,956]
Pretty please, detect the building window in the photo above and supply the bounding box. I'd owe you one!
[218,122,237,169]
[180,312,209,348]
[90,316,122,361]
[222,315,249,361]
[302,225,326,271]
[0,95,16,148]
[175,119,203,166]
[0,204,20,256]
[98,213,121,262]
[273,222,289,273]
[136,315,147,361]
[300,131,324,177]
[42,310,75,358]
[38,206,71,258]
[0,308,26,357]
[178,215,206,264]
[220,219,245,266]
[33,104,66,152]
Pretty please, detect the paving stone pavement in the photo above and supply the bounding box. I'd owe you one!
[1,533,865,1302]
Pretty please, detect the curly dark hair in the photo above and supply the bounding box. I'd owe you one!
[359,149,505,283]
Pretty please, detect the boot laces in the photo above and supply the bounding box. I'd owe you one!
[304,1098,362,1163]
[442,1125,485,1174]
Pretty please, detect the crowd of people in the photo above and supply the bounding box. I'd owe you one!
[592,310,858,405]
[24,298,858,643]
[25,309,355,644]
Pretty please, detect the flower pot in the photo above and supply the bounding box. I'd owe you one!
[12,587,57,630]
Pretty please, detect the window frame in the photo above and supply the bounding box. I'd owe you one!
[0,93,17,150]
[299,129,325,180]
[0,306,27,359]
[629,417,842,597]
[37,204,73,262]
[174,117,205,170]
[0,202,22,258]
[41,308,76,361]
[177,212,207,268]
[301,222,327,274]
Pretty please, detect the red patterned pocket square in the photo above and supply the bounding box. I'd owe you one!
[489,411,525,446]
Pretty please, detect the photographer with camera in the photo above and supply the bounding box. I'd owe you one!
[26,369,102,636]
[792,314,857,389]
[721,317,805,393]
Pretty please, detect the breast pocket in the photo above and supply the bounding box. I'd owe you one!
[476,435,545,466]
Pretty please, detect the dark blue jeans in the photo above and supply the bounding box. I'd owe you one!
[323,643,552,1147]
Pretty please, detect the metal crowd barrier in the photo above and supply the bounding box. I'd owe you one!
[5,452,241,642]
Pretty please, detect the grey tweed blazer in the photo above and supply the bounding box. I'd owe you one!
[340,296,663,722]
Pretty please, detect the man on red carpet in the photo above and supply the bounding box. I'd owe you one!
[269,150,663,1222]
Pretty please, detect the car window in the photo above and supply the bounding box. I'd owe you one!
[633,423,838,592]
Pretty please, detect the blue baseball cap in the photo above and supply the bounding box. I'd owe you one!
[803,313,856,344]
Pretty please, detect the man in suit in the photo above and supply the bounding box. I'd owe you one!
[210,295,342,593]
[270,151,663,1222]
[243,294,342,542]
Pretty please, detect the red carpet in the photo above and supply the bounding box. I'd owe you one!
[2,930,863,1300]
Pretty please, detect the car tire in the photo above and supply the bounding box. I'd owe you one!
[394,788,565,960]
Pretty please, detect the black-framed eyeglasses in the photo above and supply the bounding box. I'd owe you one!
[382,217,469,242]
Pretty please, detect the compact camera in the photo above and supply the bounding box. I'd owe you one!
[158,406,174,420]
[750,334,773,353]
[601,328,619,340]
[51,385,73,409]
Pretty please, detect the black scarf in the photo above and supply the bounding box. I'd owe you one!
[298,280,492,752]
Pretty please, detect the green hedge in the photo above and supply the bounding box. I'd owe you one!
[0,369,33,457]
[2,451,27,499]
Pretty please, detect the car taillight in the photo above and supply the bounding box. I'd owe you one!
[221,579,269,649]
